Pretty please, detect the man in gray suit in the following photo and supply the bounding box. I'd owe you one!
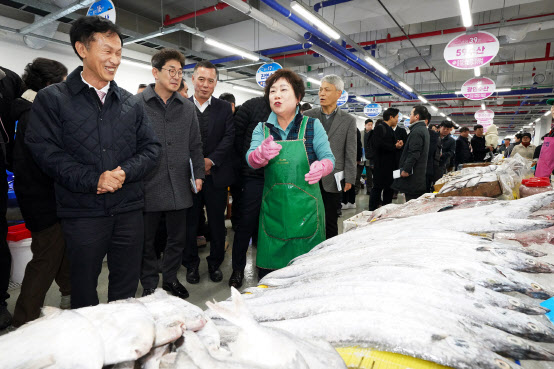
[139,49,205,299]
[304,75,357,239]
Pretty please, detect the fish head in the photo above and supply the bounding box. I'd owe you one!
[525,282,553,300]
[507,297,550,315]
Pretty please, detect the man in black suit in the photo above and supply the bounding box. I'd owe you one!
[183,60,235,284]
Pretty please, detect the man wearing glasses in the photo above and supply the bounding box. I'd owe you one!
[139,49,204,299]
[182,60,235,284]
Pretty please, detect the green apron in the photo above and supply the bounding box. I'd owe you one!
[257,116,326,270]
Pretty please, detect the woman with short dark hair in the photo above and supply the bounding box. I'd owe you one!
[246,69,335,279]
[11,57,69,327]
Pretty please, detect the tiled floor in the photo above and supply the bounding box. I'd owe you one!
[2,192,370,330]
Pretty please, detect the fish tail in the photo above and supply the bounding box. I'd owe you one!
[205,287,257,329]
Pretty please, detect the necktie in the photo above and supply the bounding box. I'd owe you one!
[97,90,106,104]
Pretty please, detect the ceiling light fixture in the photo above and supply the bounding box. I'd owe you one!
[418,95,428,103]
[458,0,473,27]
[474,67,481,77]
[356,96,371,104]
[455,91,463,94]
[290,1,340,40]
[430,106,438,112]
[481,102,486,110]
[447,117,452,121]
[495,88,511,93]
[365,57,388,75]
[535,118,541,122]
[306,77,321,85]
[545,110,552,116]
[232,85,264,95]
[205,38,259,61]
[440,112,446,117]
[398,81,413,92]
[121,59,153,70]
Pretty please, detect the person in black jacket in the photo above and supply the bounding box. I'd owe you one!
[11,58,70,327]
[228,96,271,288]
[342,128,363,209]
[455,127,473,167]
[425,114,440,192]
[436,121,456,180]
[369,109,403,211]
[0,66,25,330]
[183,61,235,285]
[471,124,488,162]
[25,17,161,309]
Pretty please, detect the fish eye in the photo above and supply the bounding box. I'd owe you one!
[507,336,522,344]
[495,359,511,369]
[531,283,543,291]
[527,323,539,331]
[508,298,521,307]
[527,259,536,265]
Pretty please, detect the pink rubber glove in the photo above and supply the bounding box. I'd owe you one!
[248,136,282,169]
[304,159,334,184]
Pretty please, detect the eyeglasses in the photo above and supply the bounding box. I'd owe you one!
[161,67,183,78]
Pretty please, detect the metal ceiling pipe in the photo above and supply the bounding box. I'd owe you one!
[165,2,232,26]
[19,0,95,35]
[313,0,352,13]
[305,33,413,99]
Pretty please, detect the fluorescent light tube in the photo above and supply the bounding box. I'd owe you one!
[430,105,438,112]
[205,38,259,61]
[545,110,551,116]
[446,117,452,121]
[535,118,541,122]
[458,0,473,27]
[495,88,511,93]
[306,77,321,85]
[365,57,388,75]
[440,112,446,117]
[291,1,340,40]
[474,67,481,77]
[356,96,371,104]
[418,95,428,103]
[481,102,486,110]
[455,91,463,94]
[232,85,263,95]
[398,81,413,92]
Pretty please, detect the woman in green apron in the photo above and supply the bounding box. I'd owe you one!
[246,69,335,280]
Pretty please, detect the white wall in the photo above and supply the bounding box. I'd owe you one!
[0,15,263,104]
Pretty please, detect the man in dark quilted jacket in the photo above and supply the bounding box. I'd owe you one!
[25,16,161,308]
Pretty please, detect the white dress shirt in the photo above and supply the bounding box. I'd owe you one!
[193,95,212,113]
[80,72,109,104]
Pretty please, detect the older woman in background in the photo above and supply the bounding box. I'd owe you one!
[247,69,335,279]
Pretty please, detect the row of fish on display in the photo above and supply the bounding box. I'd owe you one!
[436,154,531,195]
[207,191,554,369]
[0,289,345,368]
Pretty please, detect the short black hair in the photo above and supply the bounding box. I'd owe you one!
[474,124,483,131]
[522,132,532,139]
[383,108,400,122]
[22,57,67,92]
[151,48,185,70]
[515,133,523,140]
[411,105,428,122]
[264,69,305,102]
[429,124,438,130]
[439,121,454,129]
[219,93,236,104]
[365,118,373,124]
[459,127,470,133]
[138,84,147,89]
[193,60,219,80]
[178,80,187,91]
[70,16,123,61]
[426,112,432,124]
[300,102,312,111]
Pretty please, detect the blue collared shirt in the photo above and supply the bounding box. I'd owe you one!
[247,108,335,168]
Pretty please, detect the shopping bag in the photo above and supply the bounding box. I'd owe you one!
[535,137,554,177]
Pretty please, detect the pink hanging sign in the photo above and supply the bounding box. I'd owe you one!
[475,109,495,121]
[461,77,496,100]
[444,31,500,69]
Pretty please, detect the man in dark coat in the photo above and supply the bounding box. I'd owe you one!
[0,66,25,329]
[139,49,205,300]
[471,124,488,162]
[392,116,408,169]
[362,119,374,194]
[228,96,271,288]
[456,126,473,167]
[25,17,161,308]
[392,105,430,201]
[437,121,456,180]
[425,114,440,192]
[369,108,403,211]
[183,60,235,285]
